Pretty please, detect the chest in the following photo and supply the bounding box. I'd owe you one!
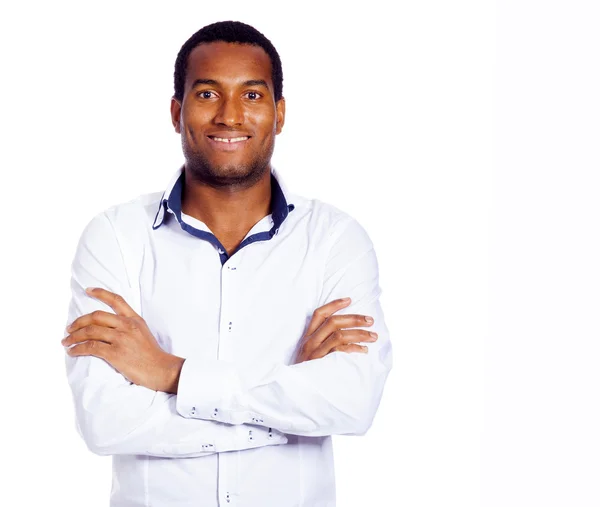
[137,230,324,366]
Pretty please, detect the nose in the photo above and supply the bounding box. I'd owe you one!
[214,95,244,127]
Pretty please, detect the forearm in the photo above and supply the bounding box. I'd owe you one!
[65,287,288,457]
[175,299,392,437]
[66,351,286,457]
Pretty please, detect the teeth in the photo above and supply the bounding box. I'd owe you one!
[211,136,249,143]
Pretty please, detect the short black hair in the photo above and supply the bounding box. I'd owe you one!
[173,20,283,103]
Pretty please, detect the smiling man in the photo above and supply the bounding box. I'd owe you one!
[63,21,392,507]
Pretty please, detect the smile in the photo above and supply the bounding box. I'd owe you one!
[206,135,251,152]
[209,136,249,143]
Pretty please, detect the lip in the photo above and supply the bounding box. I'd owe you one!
[207,131,252,139]
[206,135,251,152]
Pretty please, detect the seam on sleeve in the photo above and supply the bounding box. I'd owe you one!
[101,210,143,313]
[101,211,131,286]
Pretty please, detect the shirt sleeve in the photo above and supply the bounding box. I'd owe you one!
[64,211,288,457]
[175,216,393,437]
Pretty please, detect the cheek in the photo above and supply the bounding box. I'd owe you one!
[253,112,278,139]
[181,104,210,130]
[181,110,209,145]
[185,125,198,144]
[248,104,275,124]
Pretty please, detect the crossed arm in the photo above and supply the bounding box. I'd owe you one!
[63,212,392,456]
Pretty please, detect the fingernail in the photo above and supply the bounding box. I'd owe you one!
[365,317,374,324]
[341,297,351,302]
[85,287,95,293]
[369,332,378,339]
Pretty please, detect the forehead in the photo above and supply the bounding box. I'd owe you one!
[186,41,273,89]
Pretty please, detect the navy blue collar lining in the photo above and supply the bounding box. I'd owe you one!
[152,170,295,264]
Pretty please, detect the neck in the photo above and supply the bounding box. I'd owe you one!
[180,166,272,239]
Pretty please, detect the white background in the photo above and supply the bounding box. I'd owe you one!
[486,2,600,506]
[0,1,596,506]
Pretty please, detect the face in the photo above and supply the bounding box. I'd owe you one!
[170,41,285,188]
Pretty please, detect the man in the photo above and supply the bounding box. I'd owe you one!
[63,20,392,507]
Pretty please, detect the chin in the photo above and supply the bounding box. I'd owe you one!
[206,163,256,180]
[213,163,253,176]
[188,160,267,188]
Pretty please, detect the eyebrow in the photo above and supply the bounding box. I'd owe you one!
[191,79,269,89]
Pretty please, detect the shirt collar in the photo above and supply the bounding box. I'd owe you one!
[152,166,295,231]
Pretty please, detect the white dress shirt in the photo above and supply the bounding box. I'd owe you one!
[64,166,393,507]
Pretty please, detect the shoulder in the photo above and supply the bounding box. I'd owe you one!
[78,190,163,246]
[80,190,162,233]
[102,190,163,228]
[289,192,373,248]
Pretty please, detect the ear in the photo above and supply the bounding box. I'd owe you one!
[170,97,182,133]
[275,97,286,135]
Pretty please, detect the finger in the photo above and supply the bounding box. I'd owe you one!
[332,344,368,355]
[62,325,120,347]
[312,329,377,359]
[66,310,123,334]
[85,287,138,318]
[310,313,374,348]
[66,339,112,360]
[304,298,352,338]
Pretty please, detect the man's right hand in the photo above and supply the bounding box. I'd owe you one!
[293,298,378,364]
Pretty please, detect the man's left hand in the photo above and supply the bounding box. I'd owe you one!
[62,287,184,393]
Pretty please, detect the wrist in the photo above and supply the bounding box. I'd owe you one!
[161,354,186,394]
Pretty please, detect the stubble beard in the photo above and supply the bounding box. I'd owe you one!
[182,137,275,190]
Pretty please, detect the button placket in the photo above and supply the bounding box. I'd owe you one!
[225,264,236,334]
[218,259,240,506]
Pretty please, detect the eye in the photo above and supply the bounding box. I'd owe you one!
[245,91,262,100]
[197,90,216,99]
